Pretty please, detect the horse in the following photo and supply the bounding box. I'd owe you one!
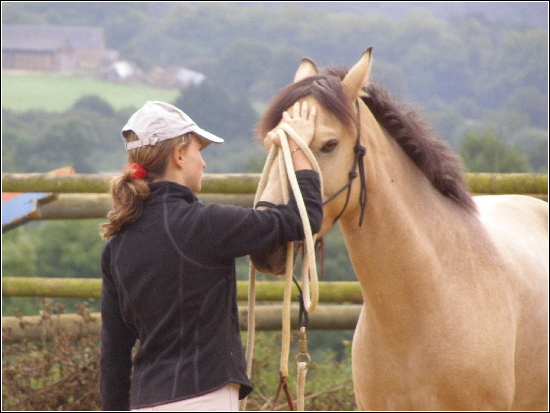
[249,48,549,410]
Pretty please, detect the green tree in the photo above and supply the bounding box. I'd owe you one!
[72,94,115,117]
[511,128,548,173]
[458,130,532,173]
[474,28,548,109]
[2,224,41,316]
[29,115,99,173]
[318,226,355,282]
[216,39,273,93]
[31,220,105,280]
[504,86,548,128]
[2,220,105,316]
[174,82,262,172]
[1,226,37,278]
[1,220,105,282]
[1,108,49,172]
[2,103,129,174]
[175,82,257,142]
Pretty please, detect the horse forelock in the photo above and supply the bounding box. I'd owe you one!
[256,68,357,140]
[362,83,477,213]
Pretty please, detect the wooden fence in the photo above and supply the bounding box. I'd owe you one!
[2,173,548,341]
[1,173,548,220]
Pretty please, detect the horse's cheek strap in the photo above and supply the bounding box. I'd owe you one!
[323,99,367,227]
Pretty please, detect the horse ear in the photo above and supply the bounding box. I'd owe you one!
[342,47,372,101]
[294,58,318,82]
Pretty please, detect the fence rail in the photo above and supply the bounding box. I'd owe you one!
[1,173,261,194]
[2,277,363,336]
[2,304,362,342]
[3,172,548,195]
[1,278,363,336]
[2,173,547,220]
[2,277,362,303]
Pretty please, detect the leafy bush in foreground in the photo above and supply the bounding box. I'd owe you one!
[2,300,356,410]
[2,300,101,411]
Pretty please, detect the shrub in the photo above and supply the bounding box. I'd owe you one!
[242,331,357,411]
[2,301,356,410]
[2,299,101,411]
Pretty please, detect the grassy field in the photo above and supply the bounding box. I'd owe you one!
[1,71,180,112]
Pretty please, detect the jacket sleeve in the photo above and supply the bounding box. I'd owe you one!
[181,170,323,261]
[99,242,137,411]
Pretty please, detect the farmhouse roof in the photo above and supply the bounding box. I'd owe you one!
[2,25,104,52]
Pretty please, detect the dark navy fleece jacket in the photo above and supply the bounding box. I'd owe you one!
[99,170,322,410]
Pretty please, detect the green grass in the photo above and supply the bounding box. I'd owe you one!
[1,71,180,112]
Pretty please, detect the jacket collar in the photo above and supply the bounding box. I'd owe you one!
[148,181,198,204]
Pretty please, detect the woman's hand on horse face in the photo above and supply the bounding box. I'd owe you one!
[284,101,317,147]
[269,101,317,148]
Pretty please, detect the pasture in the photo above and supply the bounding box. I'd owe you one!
[1,72,179,112]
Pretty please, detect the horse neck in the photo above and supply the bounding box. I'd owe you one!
[337,115,478,322]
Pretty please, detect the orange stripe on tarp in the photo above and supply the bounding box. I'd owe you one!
[2,193,20,202]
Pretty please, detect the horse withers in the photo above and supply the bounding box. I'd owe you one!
[250,48,548,410]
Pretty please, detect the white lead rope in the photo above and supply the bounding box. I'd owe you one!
[240,123,322,411]
[277,122,323,314]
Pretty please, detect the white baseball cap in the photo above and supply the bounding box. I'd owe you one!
[121,101,224,151]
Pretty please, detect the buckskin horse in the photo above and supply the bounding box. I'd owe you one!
[249,48,548,410]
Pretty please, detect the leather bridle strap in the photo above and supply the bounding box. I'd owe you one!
[322,99,367,226]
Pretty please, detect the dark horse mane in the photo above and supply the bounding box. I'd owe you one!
[257,66,477,213]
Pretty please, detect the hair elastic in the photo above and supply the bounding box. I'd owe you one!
[126,163,147,180]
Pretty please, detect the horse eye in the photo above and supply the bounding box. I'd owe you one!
[321,139,338,153]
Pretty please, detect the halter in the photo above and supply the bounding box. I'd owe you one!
[255,99,368,227]
[322,99,367,226]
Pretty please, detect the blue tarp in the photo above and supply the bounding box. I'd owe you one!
[2,166,75,233]
[2,192,54,233]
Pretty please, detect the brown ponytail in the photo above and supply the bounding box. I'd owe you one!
[100,131,192,239]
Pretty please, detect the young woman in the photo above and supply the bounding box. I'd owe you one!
[99,101,321,411]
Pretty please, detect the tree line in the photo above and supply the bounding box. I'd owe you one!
[1,3,546,316]
[2,2,547,172]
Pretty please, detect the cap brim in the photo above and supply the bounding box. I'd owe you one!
[194,127,224,148]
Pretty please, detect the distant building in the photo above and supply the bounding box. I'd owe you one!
[143,66,205,89]
[2,25,105,72]
[102,60,146,84]
[174,68,205,88]
[104,61,135,81]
